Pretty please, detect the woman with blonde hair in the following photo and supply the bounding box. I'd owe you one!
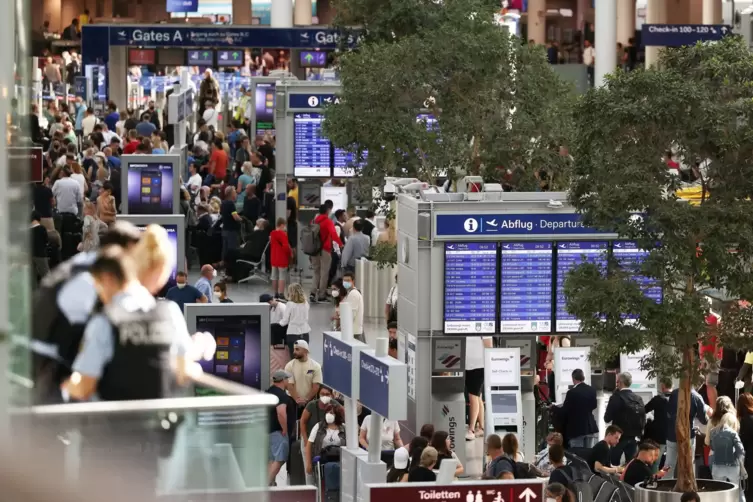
[377,218,397,245]
[279,283,311,358]
[131,224,176,295]
[78,200,107,252]
[236,161,254,210]
[70,161,88,200]
[707,396,746,501]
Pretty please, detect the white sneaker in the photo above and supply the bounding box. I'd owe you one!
[465,430,476,441]
[475,428,485,438]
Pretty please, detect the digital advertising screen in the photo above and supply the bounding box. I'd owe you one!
[443,242,497,334]
[333,149,368,177]
[127,162,175,214]
[555,241,608,332]
[255,83,275,135]
[134,223,179,282]
[500,242,553,333]
[128,49,156,66]
[294,112,331,177]
[187,49,214,66]
[195,315,263,391]
[217,50,244,66]
[613,241,663,318]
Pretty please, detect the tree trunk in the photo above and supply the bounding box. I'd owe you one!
[675,346,698,492]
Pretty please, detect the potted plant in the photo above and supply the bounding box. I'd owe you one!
[564,37,753,498]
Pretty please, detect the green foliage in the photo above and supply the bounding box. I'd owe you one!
[566,36,753,374]
[370,241,397,269]
[325,0,575,190]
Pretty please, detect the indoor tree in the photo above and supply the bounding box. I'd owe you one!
[564,37,753,492]
[324,0,575,192]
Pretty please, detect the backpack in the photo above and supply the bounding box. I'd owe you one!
[30,258,95,404]
[620,392,647,436]
[300,221,322,256]
[560,467,595,502]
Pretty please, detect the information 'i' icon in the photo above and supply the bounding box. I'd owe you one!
[464,218,479,233]
[308,96,319,107]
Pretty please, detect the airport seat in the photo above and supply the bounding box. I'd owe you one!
[237,241,270,284]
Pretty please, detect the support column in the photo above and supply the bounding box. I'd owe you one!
[527,0,546,44]
[294,0,312,25]
[702,0,722,24]
[270,0,292,28]
[645,0,667,67]
[616,0,636,45]
[595,0,617,87]
[232,0,252,25]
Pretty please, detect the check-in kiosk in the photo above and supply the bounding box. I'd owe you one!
[121,154,182,215]
[620,348,656,403]
[115,214,186,283]
[430,337,467,469]
[553,346,592,404]
[484,348,523,441]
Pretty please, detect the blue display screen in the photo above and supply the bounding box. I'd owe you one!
[613,241,663,319]
[444,242,497,334]
[556,241,608,332]
[333,149,368,177]
[187,50,214,66]
[417,113,438,131]
[500,242,553,333]
[217,50,244,66]
[294,112,331,177]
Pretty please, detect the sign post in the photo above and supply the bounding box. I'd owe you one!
[365,480,546,502]
[642,24,732,46]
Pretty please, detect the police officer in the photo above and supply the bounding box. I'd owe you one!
[63,225,197,401]
[31,221,142,404]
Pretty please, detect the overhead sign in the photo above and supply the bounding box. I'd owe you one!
[107,26,361,49]
[642,24,731,46]
[434,213,609,238]
[322,332,367,398]
[73,76,87,100]
[217,50,244,66]
[300,50,328,67]
[166,0,199,12]
[554,347,591,387]
[366,480,545,502]
[359,350,408,420]
[288,93,340,109]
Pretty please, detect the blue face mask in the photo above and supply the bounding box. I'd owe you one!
[343,281,352,290]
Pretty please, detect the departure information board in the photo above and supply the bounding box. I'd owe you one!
[555,241,609,332]
[417,113,438,131]
[334,149,368,177]
[500,242,553,333]
[444,243,497,334]
[294,113,331,177]
[613,241,663,318]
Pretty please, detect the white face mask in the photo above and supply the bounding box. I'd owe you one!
[176,283,186,289]
[213,291,221,298]
[320,396,331,405]
[331,290,339,298]
[547,498,557,502]
[325,413,335,425]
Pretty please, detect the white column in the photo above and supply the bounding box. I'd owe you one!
[702,0,722,24]
[595,0,617,87]
[527,0,546,44]
[294,0,312,25]
[616,0,636,45]
[645,0,667,67]
[270,0,293,28]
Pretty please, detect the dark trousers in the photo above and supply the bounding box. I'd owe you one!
[587,66,595,87]
[611,435,638,465]
[287,333,309,360]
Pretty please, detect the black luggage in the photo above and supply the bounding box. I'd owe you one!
[287,439,306,486]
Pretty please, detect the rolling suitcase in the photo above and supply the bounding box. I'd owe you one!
[288,419,306,487]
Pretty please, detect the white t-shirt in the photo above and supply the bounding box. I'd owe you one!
[202,108,219,130]
[465,336,492,371]
[70,172,87,198]
[360,415,400,450]
[82,115,97,136]
[343,288,364,335]
[583,47,595,66]
[270,302,287,325]
[308,423,344,447]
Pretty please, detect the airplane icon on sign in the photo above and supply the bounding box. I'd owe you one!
[486,219,498,227]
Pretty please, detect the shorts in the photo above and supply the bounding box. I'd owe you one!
[271,267,288,281]
[706,369,720,387]
[269,431,289,462]
[466,368,484,397]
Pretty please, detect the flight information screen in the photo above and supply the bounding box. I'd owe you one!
[333,149,368,177]
[294,112,331,177]
[613,241,663,318]
[417,113,438,131]
[556,241,609,332]
[500,242,553,333]
[443,242,497,334]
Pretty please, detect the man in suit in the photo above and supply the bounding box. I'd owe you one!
[556,368,599,448]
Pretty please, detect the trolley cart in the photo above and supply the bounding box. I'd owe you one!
[314,454,340,502]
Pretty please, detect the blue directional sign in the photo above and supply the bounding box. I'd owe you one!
[435,213,607,238]
[642,24,732,47]
[359,352,390,417]
[300,51,328,67]
[166,0,198,12]
[73,76,87,100]
[288,93,340,109]
[322,334,355,397]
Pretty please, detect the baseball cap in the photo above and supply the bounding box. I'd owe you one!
[260,293,274,303]
[294,340,309,351]
[272,370,290,382]
[393,447,409,470]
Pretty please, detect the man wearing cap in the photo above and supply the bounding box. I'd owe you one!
[284,340,323,409]
[261,294,287,346]
[266,369,295,485]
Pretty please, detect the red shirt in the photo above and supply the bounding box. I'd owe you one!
[667,160,680,171]
[699,314,723,361]
[123,140,140,154]
[314,214,342,253]
[270,229,291,268]
[210,149,229,181]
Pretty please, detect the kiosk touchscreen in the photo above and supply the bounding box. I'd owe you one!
[115,214,185,282]
[121,155,181,215]
[185,303,271,392]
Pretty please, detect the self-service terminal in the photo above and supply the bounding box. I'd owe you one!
[620,349,656,403]
[553,346,592,403]
[484,348,523,446]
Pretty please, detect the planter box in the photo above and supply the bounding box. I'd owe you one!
[636,479,738,502]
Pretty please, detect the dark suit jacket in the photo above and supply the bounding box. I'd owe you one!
[558,382,599,442]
